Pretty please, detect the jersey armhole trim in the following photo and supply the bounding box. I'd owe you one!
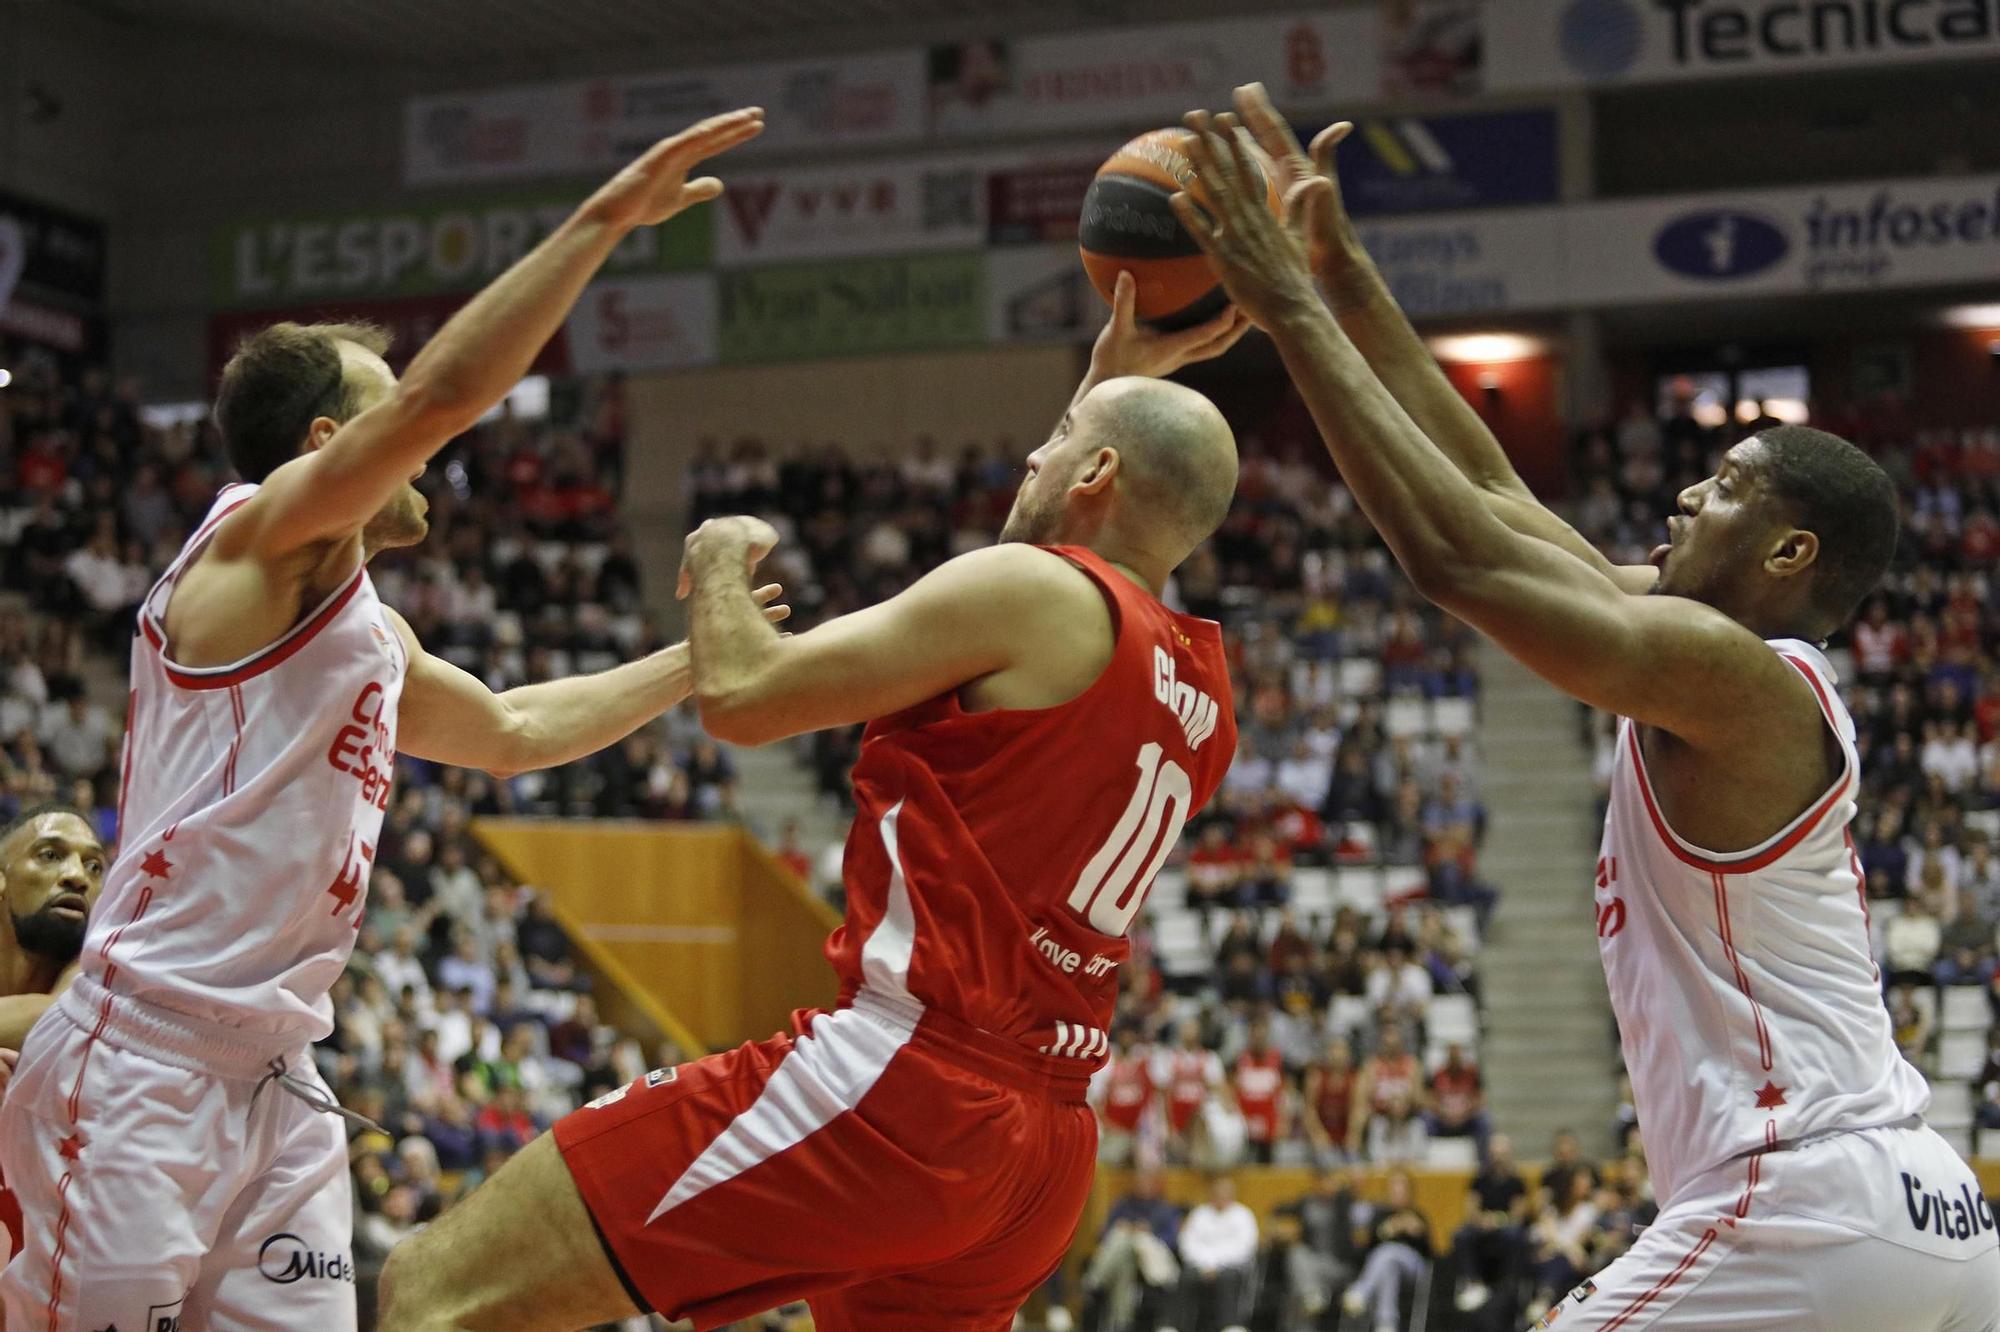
[1625,654,1853,875]
[143,566,367,691]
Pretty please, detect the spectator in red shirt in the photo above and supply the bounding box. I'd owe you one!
[1093,1025,1157,1167]
[1186,820,1244,923]
[771,818,813,884]
[1851,598,1908,685]
[1303,1035,1360,1166]
[1233,1016,1289,1165]
[1427,1042,1492,1156]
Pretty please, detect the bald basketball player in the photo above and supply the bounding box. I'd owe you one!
[1177,92,2000,1331]
[0,802,106,1270]
[377,277,1250,1330]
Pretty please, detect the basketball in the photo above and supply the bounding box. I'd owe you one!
[1078,126,1284,331]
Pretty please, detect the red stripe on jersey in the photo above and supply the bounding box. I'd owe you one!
[44,1170,74,1332]
[156,567,365,691]
[94,883,153,997]
[1626,723,1848,876]
[224,684,246,793]
[115,687,137,839]
[1711,872,1773,1072]
[1600,1226,1718,1332]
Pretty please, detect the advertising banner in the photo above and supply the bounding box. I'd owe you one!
[1487,0,2000,91]
[0,189,106,355]
[214,195,710,308]
[404,51,925,185]
[986,245,1100,343]
[564,274,717,373]
[926,12,1386,140]
[714,155,987,264]
[1331,107,1562,216]
[717,253,986,363]
[1569,171,2000,303]
[1355,208,1570,316]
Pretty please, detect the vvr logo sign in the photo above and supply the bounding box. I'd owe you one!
[1654,210,1789,280]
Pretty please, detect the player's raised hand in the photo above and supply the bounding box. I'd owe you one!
[1091,271,1253,380]
[586,108,766,231]
[1232,84,1359,287]
[1170,111,1326,332]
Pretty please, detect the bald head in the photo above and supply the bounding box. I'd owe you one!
[999,375,1237,575]
[1085,376,1238,551]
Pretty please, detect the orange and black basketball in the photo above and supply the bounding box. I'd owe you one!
[1078,127,1283,331]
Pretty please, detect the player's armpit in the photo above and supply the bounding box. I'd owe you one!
[1419,527,1809,751]
[694,544,1107,747]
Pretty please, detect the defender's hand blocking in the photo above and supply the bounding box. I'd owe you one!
[1231,84,1359,290]
[1091,271,1252,380]
[1169,111,1326,331]
[586,108,766,231]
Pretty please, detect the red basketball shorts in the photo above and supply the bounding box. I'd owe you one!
[554,992,1098,1332]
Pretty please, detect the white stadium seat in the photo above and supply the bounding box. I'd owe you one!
[1339,658,1382,697]
[1428,994,1479,1045]
[1386,697,1426,738]
[1335,867,1384,915]
[1290,867,1336,918]
[1433,696,1476,737]
[1425,1137,1480,1170]
[1937,1030,1988,1080]
[1941,986,1989,1032]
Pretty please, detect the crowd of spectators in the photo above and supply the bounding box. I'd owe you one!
[1080,1127,1655,1332]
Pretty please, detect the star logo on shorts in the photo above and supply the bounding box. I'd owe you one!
[140,849,172,879]
[58,1133,84,1160]
[1754,1080,1788,1110]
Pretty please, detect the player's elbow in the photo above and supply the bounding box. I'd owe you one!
[695,685,776,747]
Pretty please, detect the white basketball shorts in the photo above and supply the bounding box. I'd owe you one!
[0,975,356,1332]
[1535,1121,2000,1331]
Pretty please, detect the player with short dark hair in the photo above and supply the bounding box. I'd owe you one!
[0,802,105,1267]
[0,110,775,1332]
[1176,87,2000,1332]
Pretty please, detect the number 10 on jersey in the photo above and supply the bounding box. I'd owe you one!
[1067,742,1193,937]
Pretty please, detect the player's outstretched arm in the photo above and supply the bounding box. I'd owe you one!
[384,588,787,778]
[1065,270,1251,413]
[1231,85,1655,596]
[1171,110,1803,750]
[225,109,765,559]
[679,520,1105,747]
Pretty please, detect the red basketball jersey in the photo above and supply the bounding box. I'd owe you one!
[830,546,1235,1072]
[1100,1047,1157,1133]
[1234,1048,1285,1143]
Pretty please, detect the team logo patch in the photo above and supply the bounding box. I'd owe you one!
[257,1232,355,1283]
[645,1067,679,1088]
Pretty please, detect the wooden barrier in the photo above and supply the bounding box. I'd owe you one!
[473,818,838,1053]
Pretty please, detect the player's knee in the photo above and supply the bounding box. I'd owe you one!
[377,1238,461,1332]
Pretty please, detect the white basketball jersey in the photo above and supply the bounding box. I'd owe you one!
[1598,638,1929,1206]
[88,482,406,1045]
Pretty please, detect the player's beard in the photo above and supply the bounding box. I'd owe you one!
[14,902,86,965]
[999,486,1061,545]
[362,482,431,555]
